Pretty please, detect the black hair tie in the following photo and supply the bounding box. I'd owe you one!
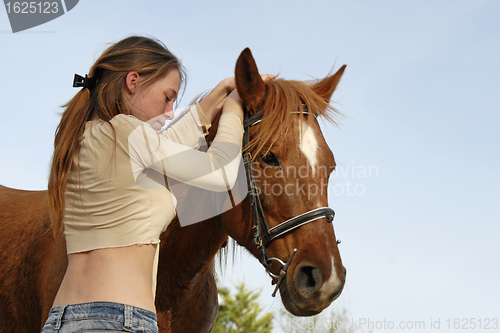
[73,73,97,92]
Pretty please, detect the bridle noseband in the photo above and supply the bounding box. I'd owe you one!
[242,109,336,297]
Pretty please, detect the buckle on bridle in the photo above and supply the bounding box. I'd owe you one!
[243,152,252,166]
[253,237,263,248]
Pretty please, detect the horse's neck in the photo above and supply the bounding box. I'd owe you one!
[156,217,227,303]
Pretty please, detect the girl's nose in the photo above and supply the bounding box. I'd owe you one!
[164,110,174,120]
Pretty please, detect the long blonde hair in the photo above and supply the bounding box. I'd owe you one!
[48,36,185,235]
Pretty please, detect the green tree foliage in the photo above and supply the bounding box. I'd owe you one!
[213,282,274,333]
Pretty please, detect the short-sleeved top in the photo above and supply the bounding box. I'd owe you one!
[64,104,243,254]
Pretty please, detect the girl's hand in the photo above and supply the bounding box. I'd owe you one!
[221,74,274,121]
[219,77,236,95]
[221,89,244,120]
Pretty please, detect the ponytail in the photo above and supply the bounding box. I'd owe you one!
[48,88,92,235]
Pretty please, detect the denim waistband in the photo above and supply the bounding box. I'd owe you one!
[44,302,158,332]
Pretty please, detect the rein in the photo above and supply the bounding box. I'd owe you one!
[242,108,336,297]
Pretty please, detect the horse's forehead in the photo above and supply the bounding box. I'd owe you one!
[298,120,319,169]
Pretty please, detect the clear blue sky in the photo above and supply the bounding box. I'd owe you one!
[1,1,499,332]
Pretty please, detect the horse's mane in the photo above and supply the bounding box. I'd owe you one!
[247,78,341,160]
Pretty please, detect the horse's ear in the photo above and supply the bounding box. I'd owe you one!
[235,48,266,114]
[311,65,346,103]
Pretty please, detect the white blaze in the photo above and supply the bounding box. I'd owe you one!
[299,122,318,175]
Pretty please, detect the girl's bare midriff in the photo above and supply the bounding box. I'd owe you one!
[52,244,157,313]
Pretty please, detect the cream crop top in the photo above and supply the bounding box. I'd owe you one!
[63,104,243,254]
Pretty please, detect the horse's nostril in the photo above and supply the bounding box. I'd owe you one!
[295,265,322,298]
[301,266,317,288]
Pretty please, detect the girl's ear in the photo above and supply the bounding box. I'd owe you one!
[125,71,140,94]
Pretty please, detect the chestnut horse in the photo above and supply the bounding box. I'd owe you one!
[0,48,346,332]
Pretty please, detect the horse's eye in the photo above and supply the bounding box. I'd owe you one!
[261,152,280,167]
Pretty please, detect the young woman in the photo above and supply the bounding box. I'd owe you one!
[42,36,271,332]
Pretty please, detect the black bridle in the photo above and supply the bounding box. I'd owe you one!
[242,110,336,297]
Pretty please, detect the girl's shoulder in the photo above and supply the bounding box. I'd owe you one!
[82,114,144,144]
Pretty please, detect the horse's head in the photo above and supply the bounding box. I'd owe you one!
[221,48,346,316]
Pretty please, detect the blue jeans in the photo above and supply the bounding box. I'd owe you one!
[41,302,158,332]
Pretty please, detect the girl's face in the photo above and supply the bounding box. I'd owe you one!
[126,69,181,131]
